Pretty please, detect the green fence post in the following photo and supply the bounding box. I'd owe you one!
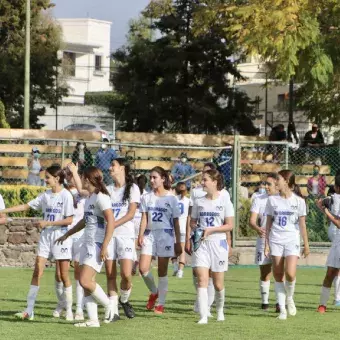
[232,134,239,248]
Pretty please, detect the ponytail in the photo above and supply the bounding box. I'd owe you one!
[115,158,134,203]
[83,166,110,196]
[293,184,304,199]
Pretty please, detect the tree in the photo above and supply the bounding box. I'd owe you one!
[0,0,68,128]
[193,0,340,125]
[110,0,259,135]
[0,100,10,128]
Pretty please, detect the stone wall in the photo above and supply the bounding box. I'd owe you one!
[0,218,40,267]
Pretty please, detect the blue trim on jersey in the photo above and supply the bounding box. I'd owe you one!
[164,229,174,236]
[220,239,228,251]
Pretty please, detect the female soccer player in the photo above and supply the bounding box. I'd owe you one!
[133,174,148,275]
[0,165,74,321]
[249,173,279,311]
[190,169,234,324]
[171,182,190,278]
[56,166,115,327]
[138,166,182,314]
[53,168,87,321]
[105,158,141,319]
[317,175,340,313]
[264,170,310,320]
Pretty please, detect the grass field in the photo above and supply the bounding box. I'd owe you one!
[0,266,337,340]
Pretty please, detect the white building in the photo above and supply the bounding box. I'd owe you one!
[39,18,114,132]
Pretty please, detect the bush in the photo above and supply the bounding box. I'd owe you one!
[0,185,45,217]
[238,198,257,238]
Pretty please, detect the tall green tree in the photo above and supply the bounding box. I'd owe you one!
[0,0,68,128]
[111,0,259,135]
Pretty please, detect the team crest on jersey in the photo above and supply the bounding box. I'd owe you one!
[216,206,223,211]
[199,206,204,211]
[165,203,171,208]
[89,204,95,209]
[291,205,298,210]
[57,202,63,208]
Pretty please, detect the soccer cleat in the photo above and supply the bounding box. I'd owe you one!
[287,300,297,316]
[217,311,225,322]
[172,271,178,277]
[335,300,340,307]
[275,303,280,313]
[74,311,84,321]
[277,310,287,320]
[119,297,135,319]
[154,305,164,314]
[317,305,327,314]
[103,304,114,324]
[14,311,34,321]
[74,320,100,328]
[146,293,158,310]
[65,311,74,321]
[176,270,183,278]
[261,303,269,311]
[197,317,208,324]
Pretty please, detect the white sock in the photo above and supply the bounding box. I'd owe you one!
[158,276,168,306]
[208,278,215,308]
[84,295,98,322]
[320,286,331,306]
[285,279,296,302]
[215,289,225,314]
[142,271,158,294]
[192,274,198,291]
[334,276,340,301]
[120,288,131,304]
[197,287,208,320]
[91,283,110,308]
[55,281,64,304]
[64,286,73,314]
[25,285,40,315]
[274,282,286,312]
[109,295,119,316]
[260,280,270,304]
[173,262,178,273]
[76,280,84,311]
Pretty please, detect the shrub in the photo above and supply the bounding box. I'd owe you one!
[0,185,45,217]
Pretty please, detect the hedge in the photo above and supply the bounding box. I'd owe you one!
[0,185,45,217]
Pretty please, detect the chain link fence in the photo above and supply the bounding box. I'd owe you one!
[233,137,340,246]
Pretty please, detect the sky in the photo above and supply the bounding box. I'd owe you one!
[52,0,150,51]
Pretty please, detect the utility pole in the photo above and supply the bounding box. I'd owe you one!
[24,0,31,129]
[288,77,294,123]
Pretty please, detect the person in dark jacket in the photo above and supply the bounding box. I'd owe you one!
[72,141,93,173]
[303,124,325,147]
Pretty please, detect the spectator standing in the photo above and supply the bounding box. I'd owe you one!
[27,147,42,186]
[307,165,327,197]
[95,141,117,185]
[171,152,196,190]
[72,141,93,173]
[268,124,286,162]
[214,144,233,188]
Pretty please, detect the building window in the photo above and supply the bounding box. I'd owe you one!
[63,52,76,77]
[95,55,102,71]
[277,93,289,111]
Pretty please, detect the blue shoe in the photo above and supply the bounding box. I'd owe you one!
[334,300,340,307]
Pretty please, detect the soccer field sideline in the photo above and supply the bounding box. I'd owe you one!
[0,266,338,340]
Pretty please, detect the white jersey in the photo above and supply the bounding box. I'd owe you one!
[135,189,148,220]
[191,192,234,241]
[250,193,269,229]
[69,188,85,238]
[107,183,141,237]
[28,188,74,229]
[330,193,340,243]
[83,192,112,244]
[0,194,5,210]
[141,191,181,230]
[176,195,191,234]
[190,187,230,207]
[265,193,306,243]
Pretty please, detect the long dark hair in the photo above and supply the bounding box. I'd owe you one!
[150,166,171,190]
[83,166,109,196]
[46,164,65,185]
[278,169,303,198]
[136,174,148,195]
[114,158,134,203]
[175,182,187,199]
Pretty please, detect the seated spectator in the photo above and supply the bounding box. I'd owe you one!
[307,165,327,197]
[303,124,325,147]
[171,152,196,190]
[268,124,286,162]
[72,141,93,173]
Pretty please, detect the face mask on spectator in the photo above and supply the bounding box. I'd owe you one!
[312,127,318,133]
[181,157,187,163]
[79,144,85,150]
[258,188,266,195]
[313,169,319,176]
[101,144,107,150]
[33,153,40,159]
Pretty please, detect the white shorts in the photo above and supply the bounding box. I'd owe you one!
[269,239,300,258]
[180,233,186,243]
[326,242,340,268]
[141,229,174,258]
[108,236,136,261]
[72,235,84,262]
[79,242,106,273]
[134,217,141,240]
[255,237,272,265]
[192,239,229,273]
[328,225,336,242]
[38,227,72,260]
